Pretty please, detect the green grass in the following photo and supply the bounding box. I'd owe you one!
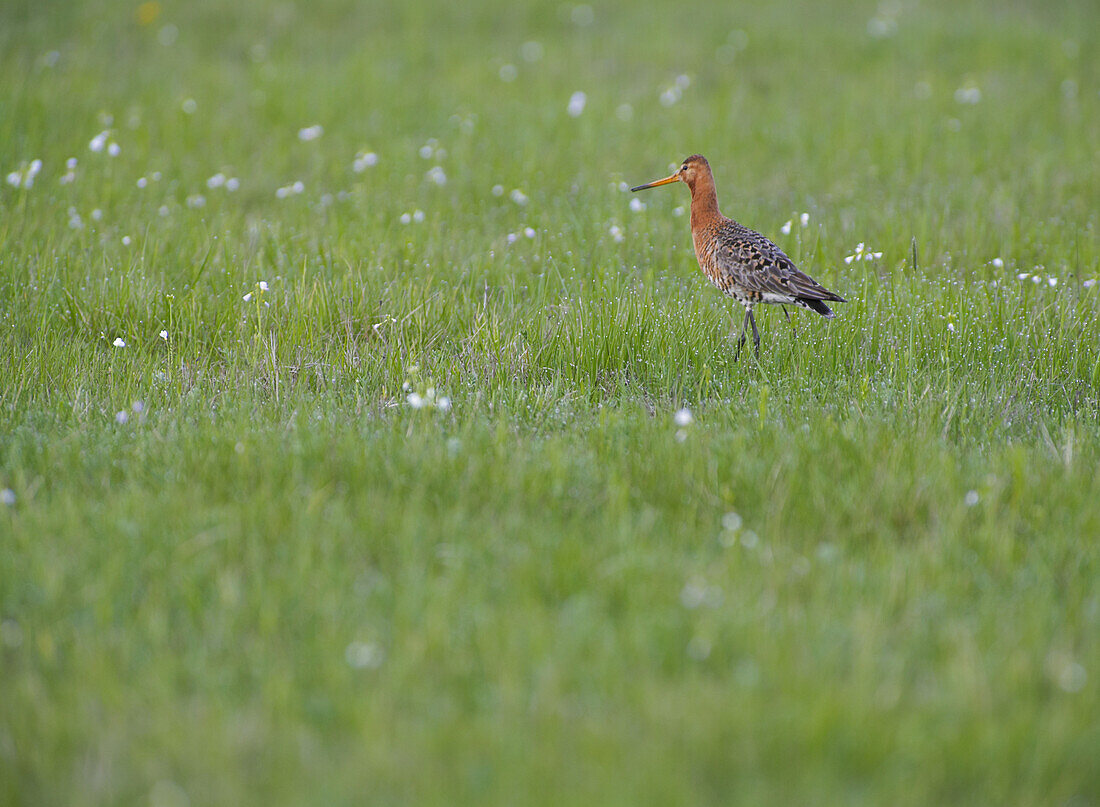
[2,0,1100,804]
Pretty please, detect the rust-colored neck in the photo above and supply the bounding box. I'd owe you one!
[687,167,721,229]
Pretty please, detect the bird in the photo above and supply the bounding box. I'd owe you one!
[631,154,846,360]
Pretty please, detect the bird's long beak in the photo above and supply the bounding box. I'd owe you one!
[630,173,679,192]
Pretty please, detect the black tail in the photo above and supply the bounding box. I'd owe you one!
[802,298,836,318]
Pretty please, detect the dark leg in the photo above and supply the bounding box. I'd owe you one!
[781,305,797,336]
[749,309,761,357]
[733,309,751,362]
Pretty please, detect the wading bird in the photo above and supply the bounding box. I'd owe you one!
[631,155,845,360]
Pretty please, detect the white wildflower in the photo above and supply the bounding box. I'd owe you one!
[567,91,587,117]
[122,235,132,246]
[524,226,536,238]
[498,64,517,82]
[426,165,447,185]
[510,189,528,205]
[107,141,120,157]
[800,212,810,227]
[413,209,424,223]
[242,292,253,302]
[297,124,323,141]
[186,194,205,208]
[991,257,1004,268]
[112,337,126,347]
[609,225,624,243]
[206,172,226,189]
[629,197,646,212]
[89,131,109,152]
[258,280,268,291]
[353,151,378,172]
[225,177,239,191]
[136,177,148,188]
[0,489,14,506]
[491,184,504,197]
[674,407,694,426]
[780,220,792,235]
[964,490,979,507]
[159,330,168,340]
[115,410,129,424]
[399,212,412,224]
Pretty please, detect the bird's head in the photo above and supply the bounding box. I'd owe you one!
[631,154,711,194]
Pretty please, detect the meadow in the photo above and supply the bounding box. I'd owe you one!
[2,0,1099,804]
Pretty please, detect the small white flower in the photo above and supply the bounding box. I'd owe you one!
[186,194,205,209]
[780,220,792,235]
[506,233,518,244]
[1048,277,1058,287]
[491,184,504,197]
[844,242,882,263]
[1017,272,1030,280]
[609,225,624,243]
[258,280,269,291]
[964,490,979,507]
[616,103,634,121]
[67,208,83,229]
[947,322,955,332]
[225,177,240,191]
[672,206,685,217]
[660,86,681,106]
[122,235,132,246]
[298,124,323,141]
[1032,275,1041,284]
[426,165,447,185]
[954,86,982,104]
[5,172,19,188]
[676,73,691,90]
[567,91,587,117]
[242,292,253,302]
[292,180,304,194]
[136,177,148,188]
[0,489,14,506]
[674,407,694,426]
[991,257,1004,268]
[524,226,536,239]
[112,337,126,347]
[1083,279,1097,289]
[413,209,425,223]
[115,410,129,424]
[158,205,169,217]
[66,157,77,170]
[206,172,226,189]
[89,131,108,152]
[399,212,412,224]
[418,144,434,159]
[800,212,810,227]
[498,63,517,82]
[132,401,144,414]
[629,198,646,212]
[407,392,425,409]
[437,396,451,412]
[107,142,120,157]
[510,189,528,205]
[91,208,103,221]
[152,171,162,181]
[353,151,378,172]
[159,330,168,340]
[181,98,197,114]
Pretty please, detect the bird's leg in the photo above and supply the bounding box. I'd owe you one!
[749,309,761,358]
[733,309,750,362]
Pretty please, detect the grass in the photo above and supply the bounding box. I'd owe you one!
[2,0,1100,804]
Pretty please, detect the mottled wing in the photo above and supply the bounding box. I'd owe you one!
[715,223,844,303]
